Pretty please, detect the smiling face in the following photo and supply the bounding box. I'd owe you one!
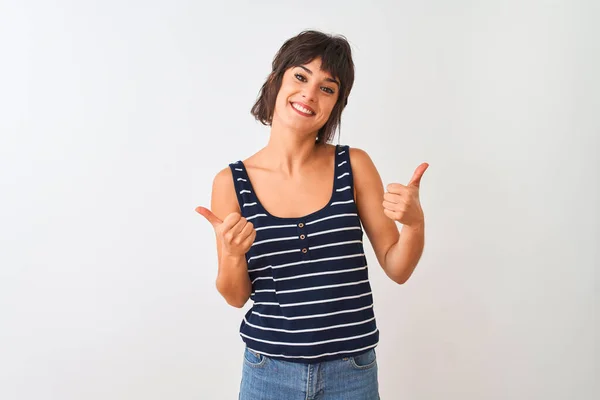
[272,57,341,137]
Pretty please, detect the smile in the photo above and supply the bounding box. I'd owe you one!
[291,102,315,116]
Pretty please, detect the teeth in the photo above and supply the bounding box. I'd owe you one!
[292,103,314,115]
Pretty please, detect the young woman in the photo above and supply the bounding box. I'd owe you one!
[196,30,428,400]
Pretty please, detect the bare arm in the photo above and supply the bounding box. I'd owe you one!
[197,167,253,308]
[351,148,427,284]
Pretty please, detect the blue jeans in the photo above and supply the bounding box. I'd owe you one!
[239,347,380,400]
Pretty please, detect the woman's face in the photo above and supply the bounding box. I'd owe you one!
[272,57,340,136]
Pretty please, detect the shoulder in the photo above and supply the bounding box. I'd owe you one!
[347,146,381,191]
[348,146,378,174]
[212,165,234,190]
[210,166,240,219]
[348,146,374,165]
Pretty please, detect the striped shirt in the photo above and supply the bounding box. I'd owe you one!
[229,144,379,363]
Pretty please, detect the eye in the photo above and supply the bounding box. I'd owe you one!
[321,86,335,94]
[294,73,307,82]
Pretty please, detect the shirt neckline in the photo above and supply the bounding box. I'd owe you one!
[237,145,342,222]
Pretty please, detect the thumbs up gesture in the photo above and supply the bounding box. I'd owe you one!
[195,207,256,257]
[383,163,429,227]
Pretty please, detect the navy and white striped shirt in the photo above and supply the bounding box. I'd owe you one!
[229,144,379,363]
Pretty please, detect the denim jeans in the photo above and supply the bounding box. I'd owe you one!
[239,347,380,400]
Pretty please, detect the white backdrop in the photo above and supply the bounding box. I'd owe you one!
[1,1,598,399]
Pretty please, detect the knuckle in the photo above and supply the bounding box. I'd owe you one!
[227,212,241,223]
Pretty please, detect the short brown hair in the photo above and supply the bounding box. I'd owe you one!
[250,30,355,144]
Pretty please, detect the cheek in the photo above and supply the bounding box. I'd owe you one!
[320,100,337,120]
[273,91,289,114]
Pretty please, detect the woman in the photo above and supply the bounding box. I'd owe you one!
[196,30,428,400]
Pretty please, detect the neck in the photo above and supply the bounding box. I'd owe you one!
[261,119,322,176]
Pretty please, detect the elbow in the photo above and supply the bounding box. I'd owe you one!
[384,258,420,285]
[216,281,249,308]
[388,269,413,285]
[391,275,409,285]
[226,298,247,308]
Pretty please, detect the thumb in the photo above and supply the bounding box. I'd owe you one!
[195,206,222,227]
[408,163,429,188]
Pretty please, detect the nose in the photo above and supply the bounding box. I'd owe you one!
[301,83,319,102]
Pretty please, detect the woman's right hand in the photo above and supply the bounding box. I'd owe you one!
[196,206,256,257]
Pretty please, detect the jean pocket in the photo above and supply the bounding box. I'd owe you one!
[349,348,377,370]
[243,347,268,368]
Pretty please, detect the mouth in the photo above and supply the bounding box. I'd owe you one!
[290,102,316,117]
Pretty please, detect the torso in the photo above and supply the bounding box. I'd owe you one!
[228,144,380,363]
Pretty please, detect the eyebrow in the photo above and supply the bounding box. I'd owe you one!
[298,65,340,87]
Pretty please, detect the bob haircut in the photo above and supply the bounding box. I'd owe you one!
[250,30,355,144]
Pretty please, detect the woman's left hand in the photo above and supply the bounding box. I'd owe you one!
[383,163,429,227]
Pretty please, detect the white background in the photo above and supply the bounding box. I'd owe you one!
[1,1,598,399]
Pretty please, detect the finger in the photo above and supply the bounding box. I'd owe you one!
[383,192,402,204]
[383,208,400,221]
[235,222,255,246]
[242,229,257,249]
[408,163,429,187]
[239,221,255,240]
[383,200,405,212]
[386,183,407,194]
[222,217,245,244]
[195,206,222,227]
[228,216,248,238]
[221,212,242,232]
